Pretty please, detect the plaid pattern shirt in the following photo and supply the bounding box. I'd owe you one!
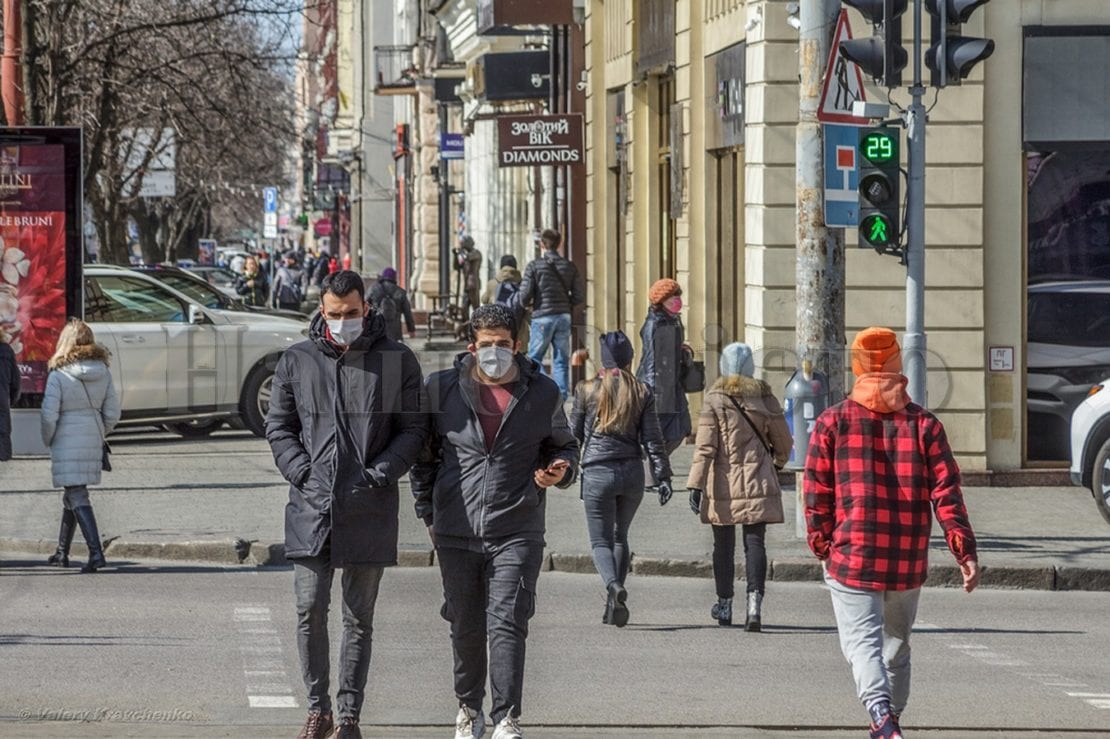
[804,399,977,591]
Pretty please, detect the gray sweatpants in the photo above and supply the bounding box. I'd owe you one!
[824,569,921,718]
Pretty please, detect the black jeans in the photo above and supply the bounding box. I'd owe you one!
[437,538,545,724]
[581,459,644,588]
[711,523,768,599]
[292,550,385,720]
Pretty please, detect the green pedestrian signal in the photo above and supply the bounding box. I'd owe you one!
[861,214,895,247]
[857,127,901,250]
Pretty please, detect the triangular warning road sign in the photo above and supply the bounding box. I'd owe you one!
[818,10,869,125]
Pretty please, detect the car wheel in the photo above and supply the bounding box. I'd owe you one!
[1089,436,1110,525]
[166,418,225,437]
[240,366,274,438]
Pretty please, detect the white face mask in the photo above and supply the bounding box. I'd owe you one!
[477,346,515,380]
[326,317,363,346]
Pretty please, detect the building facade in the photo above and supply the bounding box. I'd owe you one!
[582,0,1110,471]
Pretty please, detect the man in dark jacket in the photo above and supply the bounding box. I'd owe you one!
[519,229,585,400]
[0,337,19,460]
[411,304,579,739]
[805,327,979,739]
[367,267,416,342]
[272,251,307,312]
[266,270,428,739]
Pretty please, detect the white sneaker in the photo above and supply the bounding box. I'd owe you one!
[490,715,523,739]
[455,705,486,739]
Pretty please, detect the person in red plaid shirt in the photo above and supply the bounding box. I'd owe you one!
[804,327,980,739]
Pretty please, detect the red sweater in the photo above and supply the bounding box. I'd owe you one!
[803,397,977,591]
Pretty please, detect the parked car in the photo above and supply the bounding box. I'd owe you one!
[1069,379,1110,525]
[84,265,308,438]
[184,265,241,299]
[134,264,306,322]
[1027,281,1110,461]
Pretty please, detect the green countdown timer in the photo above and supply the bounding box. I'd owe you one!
[861,213,895,247]
[861,131,897,165]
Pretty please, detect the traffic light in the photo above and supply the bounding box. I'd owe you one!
[925,0,994,87]
[857,127,901,250]
[839,0,908,89]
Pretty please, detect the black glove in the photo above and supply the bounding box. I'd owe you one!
[657,480,673,506]
[688,488,702,515]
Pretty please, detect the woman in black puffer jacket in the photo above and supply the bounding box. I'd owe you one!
[569,330,673,628]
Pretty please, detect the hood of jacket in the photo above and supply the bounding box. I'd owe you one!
[307,310,388,357]
[708,374,770,399]
[58,358,110,384]
[496,266,522,283]
[850,372,911,413]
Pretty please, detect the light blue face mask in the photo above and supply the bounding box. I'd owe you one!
[477,346,515,379]
[326,317,362,345]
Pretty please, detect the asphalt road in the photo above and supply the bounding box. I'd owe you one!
[0,563,1108,738]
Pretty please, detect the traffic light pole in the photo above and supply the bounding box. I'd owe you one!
[904,0,928,406]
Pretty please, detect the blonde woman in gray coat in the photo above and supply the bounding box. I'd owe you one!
[41,319,120,572]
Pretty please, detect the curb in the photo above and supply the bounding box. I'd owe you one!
[2,537,1107,591]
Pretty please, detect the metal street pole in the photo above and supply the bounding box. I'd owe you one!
[795,0,845,537]
[904,0,927,406]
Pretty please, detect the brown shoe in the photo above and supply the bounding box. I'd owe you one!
[335,718,362,739]
[296,709,334,739]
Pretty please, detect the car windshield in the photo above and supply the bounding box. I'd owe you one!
[152,272,244,311]
[196,268,237,287]
[1028,290,1110,346]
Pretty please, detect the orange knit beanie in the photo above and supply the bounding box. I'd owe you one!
[648,278,681,306]
[850,327,902,376]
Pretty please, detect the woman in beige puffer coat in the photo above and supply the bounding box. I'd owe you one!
[686,342,791,630]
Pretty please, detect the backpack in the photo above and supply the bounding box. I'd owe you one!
[278,269,303,305]
[375,284,401,328]
[494,279,526,330]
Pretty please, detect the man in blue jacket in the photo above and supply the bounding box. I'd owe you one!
[266,270,428,739]
[412,304,579,739]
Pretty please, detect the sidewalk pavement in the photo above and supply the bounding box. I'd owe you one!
[3,430,1109,591]
[1,339,1108,589]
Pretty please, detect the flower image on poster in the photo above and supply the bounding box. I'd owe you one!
[0,144,67,395]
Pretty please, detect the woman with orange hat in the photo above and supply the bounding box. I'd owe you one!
[635,279,692,487]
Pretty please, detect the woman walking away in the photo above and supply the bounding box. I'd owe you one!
[686,342,791,630]
[41,319,120,573]
[635,279,692,488]
[570,331,674,627]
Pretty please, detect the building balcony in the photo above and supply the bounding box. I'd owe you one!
[374,45,419,95]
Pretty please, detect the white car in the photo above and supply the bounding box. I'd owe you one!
[1069,379,1110,524]
[84,265,308,437]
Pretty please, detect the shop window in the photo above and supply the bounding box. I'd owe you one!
[1026,150,1110,462]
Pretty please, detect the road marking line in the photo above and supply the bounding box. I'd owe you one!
[1066,693,1110,698]
[248,696,298,708]
[1085,699,1110,709]
[235,605,298,709]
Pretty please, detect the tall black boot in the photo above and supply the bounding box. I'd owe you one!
[73,506,107,573]
[47,509,76,567]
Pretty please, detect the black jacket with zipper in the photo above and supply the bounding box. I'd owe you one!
[410,352,579,542]
[636,306,692,443]
[265,311,428,566]
[519,250,586,319]
[569,376,673,483]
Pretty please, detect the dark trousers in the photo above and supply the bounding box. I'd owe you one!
[437,538,545,724]
[581,459,645,588]
[711,523,768,599]
[292,551,385,720]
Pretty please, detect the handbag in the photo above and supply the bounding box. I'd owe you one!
[726,396,782,472]
[680,346,705,393]
[79,381,112,472]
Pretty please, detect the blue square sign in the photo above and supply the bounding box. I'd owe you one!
[823,124,861,228]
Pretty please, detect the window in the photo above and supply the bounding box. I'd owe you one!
[85,275,188,323]
[656,74,676,279]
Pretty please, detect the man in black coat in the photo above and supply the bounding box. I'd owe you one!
[0,337,19,460]
[411,304,579,739]
[265,270,428,739]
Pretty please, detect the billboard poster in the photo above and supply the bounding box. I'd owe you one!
[0,143,68,395]
[197,238,217,266]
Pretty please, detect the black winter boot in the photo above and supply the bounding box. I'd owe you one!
[47,509,76,567]
[73,506,107,573]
